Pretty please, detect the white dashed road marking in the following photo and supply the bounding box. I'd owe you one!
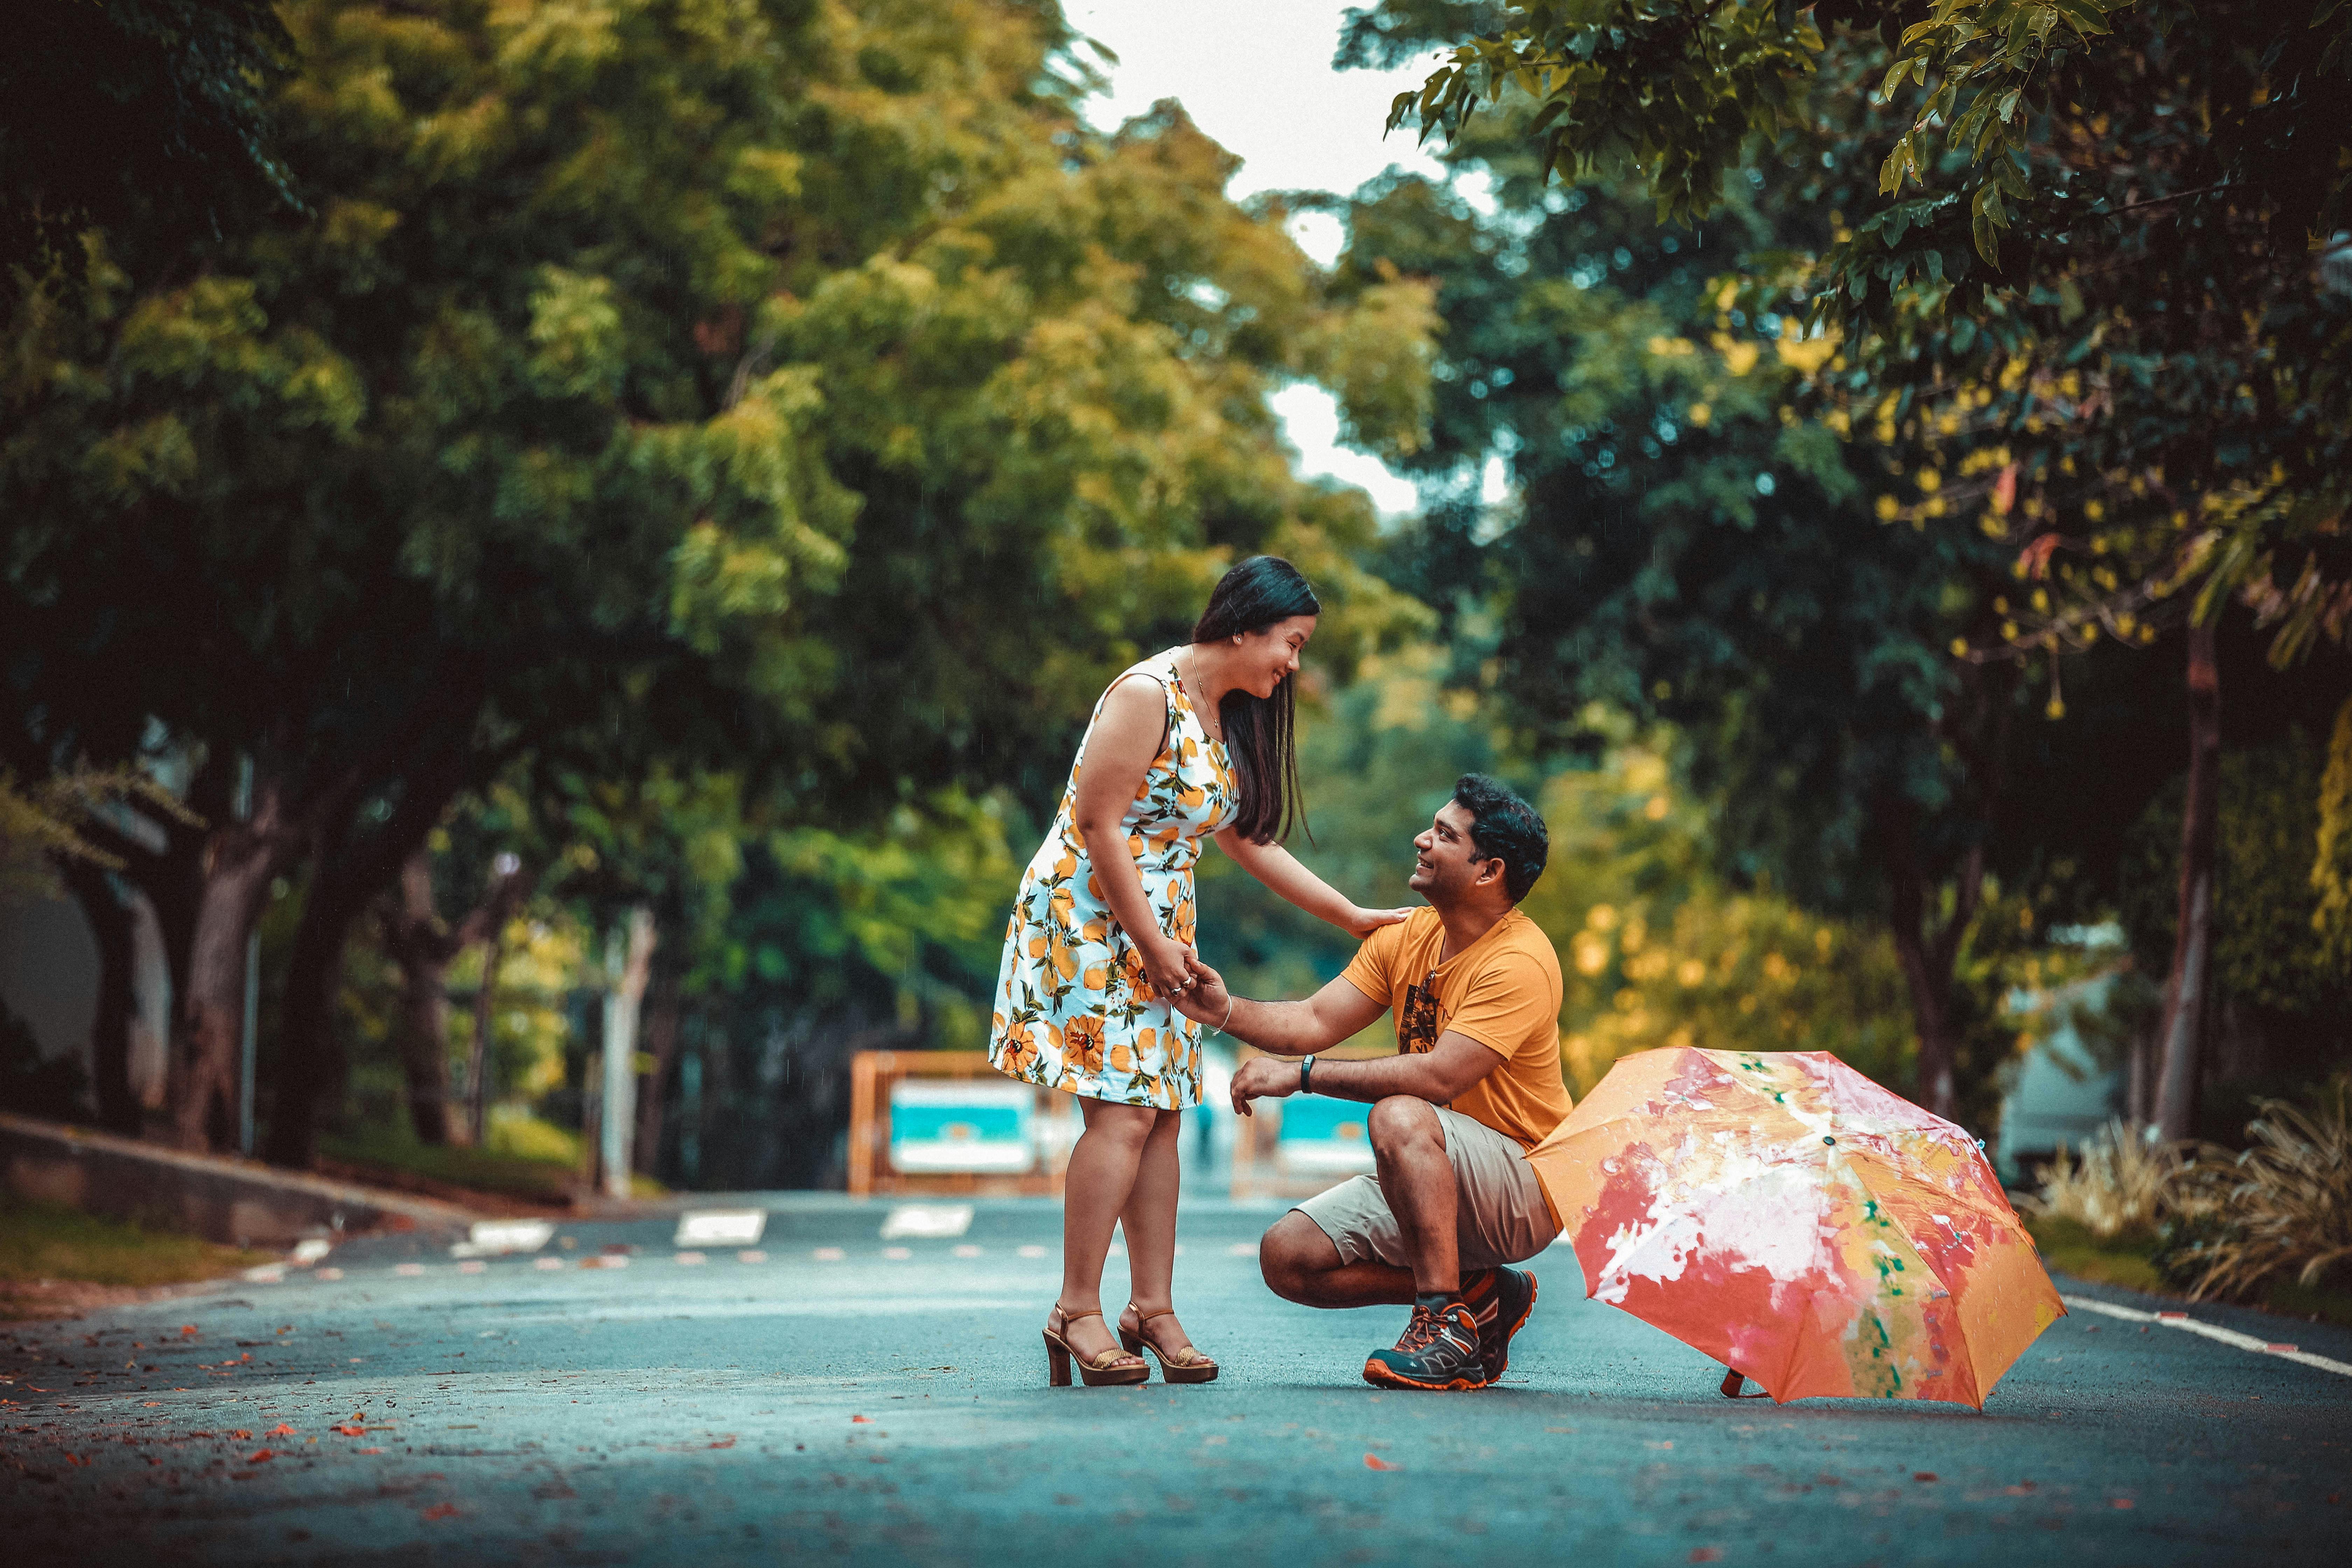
[2063,1293,2352,1378]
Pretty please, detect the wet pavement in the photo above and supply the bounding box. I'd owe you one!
[5,1196,2348,1566]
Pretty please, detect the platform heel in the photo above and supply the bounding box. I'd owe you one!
[1042,1305,1148,1387]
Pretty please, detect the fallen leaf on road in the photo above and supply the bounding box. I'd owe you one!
[1913,1472,1938,1483]
[266,1423,295,1437]
[420,1503,460,1520]
[709,1436,736,1449]
[230,1430,252,1440]
[1364,1454,1398,1471]
[334,1424,366,1436]
[178,1326,198,1337]
[2112,1499,2135,1510]
[1690,1551,1724,1564]
[245,1449,274,1463]
[141,1402,160,1408]
[851,1415,872,1423]
[358,1448,383,1455]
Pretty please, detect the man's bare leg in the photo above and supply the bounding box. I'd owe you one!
[1259,1212,1417,1308]
[1368,1094,1460,1296]
[1260,1095,1465,1307]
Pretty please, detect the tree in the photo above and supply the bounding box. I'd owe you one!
[2,0,301,282]
[5,0,1434,1163]
[1351,0,2352,1121]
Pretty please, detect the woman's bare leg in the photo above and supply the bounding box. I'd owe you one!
[1057,1097,1158,1360]
[1118,1108,1202,1356]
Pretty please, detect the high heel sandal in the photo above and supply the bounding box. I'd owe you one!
[1119,1303,1220,1384]
[1043,1305,1149,1388]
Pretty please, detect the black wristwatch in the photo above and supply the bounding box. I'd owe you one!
[1299,1055,1317,1094]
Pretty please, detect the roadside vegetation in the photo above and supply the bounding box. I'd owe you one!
[0,1199,273,1321]
[2025,1090,2352,1326]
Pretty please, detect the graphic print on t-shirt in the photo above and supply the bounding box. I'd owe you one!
[1399,973,1441,1054]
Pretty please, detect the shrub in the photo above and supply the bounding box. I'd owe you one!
[2025,1120,2182,1241]
[2158,1084,2352,1302]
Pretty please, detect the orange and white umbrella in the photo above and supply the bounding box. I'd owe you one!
[1526,1047,2062,1407]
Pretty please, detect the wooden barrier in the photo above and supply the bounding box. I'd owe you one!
[846,1051,1074,1198]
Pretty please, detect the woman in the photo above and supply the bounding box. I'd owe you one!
[990,555,1409,1386]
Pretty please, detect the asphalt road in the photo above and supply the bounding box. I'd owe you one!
[5,1196,2348,1566]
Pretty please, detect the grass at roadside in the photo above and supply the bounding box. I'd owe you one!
[2026,1215,2352,1328]
[0,1199,274,1320]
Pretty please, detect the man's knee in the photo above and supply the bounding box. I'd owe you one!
[1366,1094,1442,1158]
[1259,1211,1340,1304]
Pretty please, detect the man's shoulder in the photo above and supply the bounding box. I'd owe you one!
[1479,910,1563,985]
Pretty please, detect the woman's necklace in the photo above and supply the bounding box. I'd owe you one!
[1179,650,1224,743]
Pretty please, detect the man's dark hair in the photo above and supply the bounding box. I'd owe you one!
[1452,774,1548,903]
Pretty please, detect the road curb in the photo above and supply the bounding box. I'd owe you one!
[0,1111,479,1248]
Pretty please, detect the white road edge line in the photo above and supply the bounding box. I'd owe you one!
[2061,1293,2352,1378]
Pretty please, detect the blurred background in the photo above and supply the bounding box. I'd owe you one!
[5,0,2348,1222]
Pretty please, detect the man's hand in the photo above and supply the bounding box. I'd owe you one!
[1228,1055,1301,1118]
[1168,955,1230,1026]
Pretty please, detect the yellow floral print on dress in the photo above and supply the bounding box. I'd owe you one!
[989,654,1234,1107]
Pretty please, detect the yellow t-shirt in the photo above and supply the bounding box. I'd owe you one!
[1339,906,1572,1151]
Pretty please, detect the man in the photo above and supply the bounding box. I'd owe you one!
[1171,774,1570,1391]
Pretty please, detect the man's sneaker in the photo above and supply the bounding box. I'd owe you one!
[1362,1301,1486,1391]
[1463,1266,1537,1383]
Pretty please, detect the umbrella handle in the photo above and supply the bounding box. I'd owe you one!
[1718,1368,1770,1399]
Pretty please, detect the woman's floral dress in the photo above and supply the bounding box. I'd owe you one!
[989,653,1237,1108]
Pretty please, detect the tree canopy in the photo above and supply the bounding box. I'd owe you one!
[2,0,1435,1158]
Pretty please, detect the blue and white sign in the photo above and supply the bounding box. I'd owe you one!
[889,1080,1038,1174]
[1275,1096,1376,1175]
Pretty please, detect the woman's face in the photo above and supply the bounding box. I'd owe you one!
[1230,615,1316,699]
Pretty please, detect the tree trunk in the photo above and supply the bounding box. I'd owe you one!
[170,782,298,1152]
[265,750,473,1169]
[634,961,682,1179]
[465,923,505,1148]
[600,907,657,1197]
[56,859,139,1134]
[1876,798,1983,1121]
[380,849,456,1146]
[2155,620,2222,1141]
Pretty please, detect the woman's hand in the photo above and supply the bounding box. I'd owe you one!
[1341,904,1416,939]
[1138,933,1202,1002]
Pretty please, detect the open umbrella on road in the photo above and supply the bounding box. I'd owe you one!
[1526,1046,2063,1407]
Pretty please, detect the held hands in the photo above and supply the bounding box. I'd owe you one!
[1140,934,1208,1004]
[1165,955,1231,1027]
[1342,904,1416,938]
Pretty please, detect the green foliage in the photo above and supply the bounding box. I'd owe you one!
[0,1198,272,1292]
[2,0,301,280]
[0,765,197,903]
[4,1,1443,1160]
[1519,728,1916,1095]
[2120,729,2352,1025]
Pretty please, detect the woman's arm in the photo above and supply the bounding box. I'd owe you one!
[1215,829,1413,938]
[1070,675,1198,1000]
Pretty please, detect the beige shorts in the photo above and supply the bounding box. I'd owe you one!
[1292,1105,1560,1273]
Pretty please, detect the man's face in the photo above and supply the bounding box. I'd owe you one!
[1409,801,1499,904]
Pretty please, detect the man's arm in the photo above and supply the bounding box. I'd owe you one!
[1172,961,1386,1058]
[1278,1032,1499,1111]
[1169,959,1505,1116]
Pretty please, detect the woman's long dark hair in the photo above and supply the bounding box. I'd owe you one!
[1192,555,1319,844]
